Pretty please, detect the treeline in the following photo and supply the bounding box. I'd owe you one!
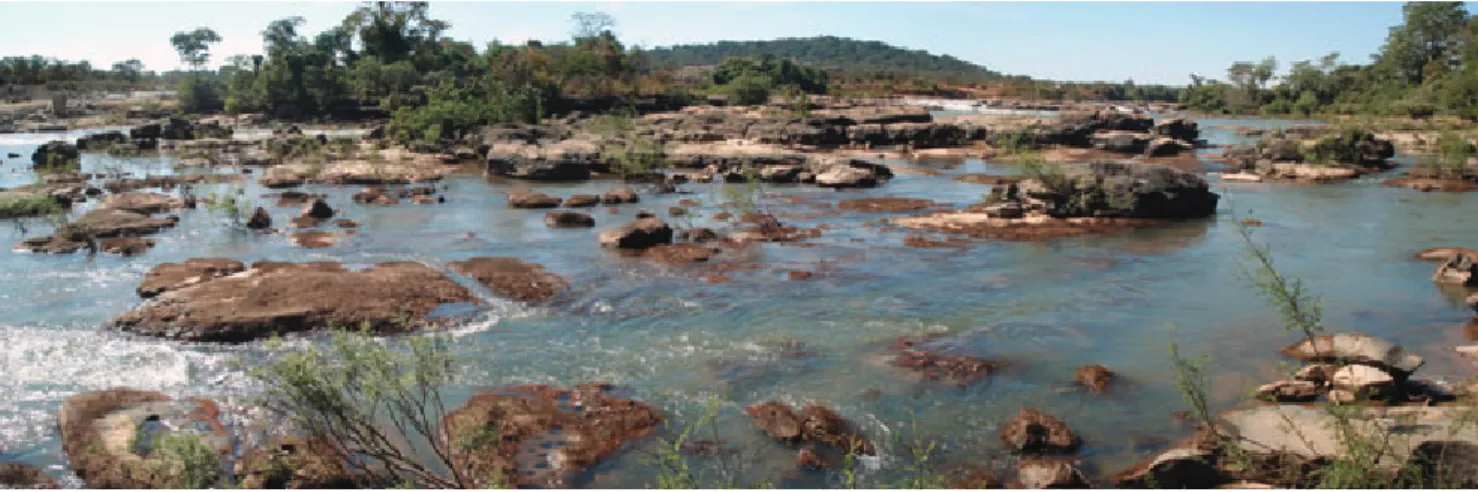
[1182,2,1478,118]
[644,36,1005,84]
[1,56,161,92]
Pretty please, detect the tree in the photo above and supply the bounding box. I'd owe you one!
[570,11,616,42]
[1374,2,1468,85]
[341,2,447,66]
[110,59,144,84]
[169,27,222,70]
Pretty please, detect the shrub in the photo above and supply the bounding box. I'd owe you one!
[722,75,772,106]
[178,77,225,114]
[0,194,63,219]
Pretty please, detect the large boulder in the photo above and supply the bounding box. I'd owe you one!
[442,383,663,488]
[743,401,874,455]
[30,141,79,168]
[110,261,476,342]
[58,389,232,488]
[1020,162,1220,219]
[101,191,186,214]
[76,131,128,151]
[599,217,673,249]
[1279,333,1424,377]
[137,258,247,298]
[1434,254,1478,286]
[1090,131,1152,153]
[1154,118,1200,142]
[447,257,568,302]
[507,190,562,209]
[999,407,1081,454]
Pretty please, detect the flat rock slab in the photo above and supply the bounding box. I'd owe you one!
[1220,405,1478,468]
[111,261,475,342]
[101,192,185,214]
[836,197,936,213]
[137,258,246,298]
[448,257,567,302]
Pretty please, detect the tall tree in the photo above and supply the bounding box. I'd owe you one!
[169,27,223,70]
[1374,2,1468,85]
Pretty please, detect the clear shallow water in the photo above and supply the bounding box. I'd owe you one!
[2,120,1477,487]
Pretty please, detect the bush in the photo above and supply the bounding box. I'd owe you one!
[178,77,225,114]
[723,75,772,106]
[0,194,63,219]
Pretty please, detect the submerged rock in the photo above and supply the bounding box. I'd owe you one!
[442,383,663,488]
[545,211,595,228]
[111,261,475,342]
[1000,407,1082,455]
[1075,364,1116,394]
[743,401,874,455]
[245,207,272,229]
[642,243,721,266]
[447,257,568,302]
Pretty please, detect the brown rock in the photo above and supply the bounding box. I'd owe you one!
[1075,364,1115,394]
[58,389,231,488]
[836,197,935,213]
[599,217,674,249]
[332,218,359,229]
[245,207,272,229]
[545,211,595,228]
[101,191,185,214]
[643,243,721,265]
[98,237,156,256]
[1014,457,1087,488]
[289,216,322,228]
[565,194,601,208]
[0,463,59,489]
[603,187,640,204]
[1000,407,1081,454]
[743,401,874,455]
[442,384,663,488]
[954,174,1024,185]
[109,261,475,342]
[137,258,246,298]
[234,436,358,489]
[447,257,568,302]
[507,189,562,209]
[704,274,731,284]
[891,336,997,387]
[290,231,340,248]
[788,271,815,281]
[796,448,825,471]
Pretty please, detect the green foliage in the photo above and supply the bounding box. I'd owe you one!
[644,35,1003,82]
[142,433,222,489]
[722,74,772,106]
[712,54,828,94]
[204,185,252,226]
[1419,132,1476,178]
[178,76,225,114]
[250,325,466,488]
[1166,325,1214,432]
[170,27,223,70]
[0,194,62,219]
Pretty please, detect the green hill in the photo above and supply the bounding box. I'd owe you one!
[642,36,1004,81]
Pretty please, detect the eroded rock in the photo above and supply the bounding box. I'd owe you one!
[599,217,673,249]
[1000,407,1081,455]
[447,257,568,302]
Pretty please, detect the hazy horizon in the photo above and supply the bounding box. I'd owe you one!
[0,1,1450,85]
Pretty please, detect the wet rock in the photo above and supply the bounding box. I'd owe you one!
[1414,247,1478,262]
[1331,365,1396,401]
[290,231,340,248]
[300,199,334,220]
[954,174,1023,185]
[98,237,156,257]
[1146,137,1192,157]
[1154,118,1200,143]
[101,191,185,214]
[1293,364,1338,385]
[58,388,231,488]
[1255,380,1324,402]
[889,336,997,387]
[787,271,814,281]
[0,462,59,489]
[836,197,935,213]
[603,187,640,204]
[507,189,562,209]
[447,257,568,302]
[815,165,880,189]
[743,401,874,454]
[17,209,178,254]
[643,243,721,265]
[795,448,825,471]
[1014,457,1087,488]
[442,383,663,488]
[704,274,730,284]
[110,261,475,342]
[1091,130,1153,153]
[245,207,272,229]
[678,227,720,243]
[545,211,596,228]
[1075,364,1115,394]
[332,218,359,229]
[1434,254,1478,286]
[1000,407,1082,455]
[289,216,322,228]
[138,259,246,299]
[1280,333,1424,377]
[1111,447,1223,488]
[599,217,673,249]
[564,194,601,208]
[234,436,358,489]
[984,202,1026,219]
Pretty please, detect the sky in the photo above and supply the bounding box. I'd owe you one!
[0,1,1445,86]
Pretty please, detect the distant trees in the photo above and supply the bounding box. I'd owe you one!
[644,36,1003,83]
[171,27,224,113]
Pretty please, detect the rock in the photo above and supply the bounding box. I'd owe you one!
[110,261,475,342]
[836,197,935,213]
[1091,131,1153,153]
[815,165,879,189]
[30,141,79,168]
[1075,364,1115,393]
[891,335,997,387]
[1434,254,1478,286]
[1146,137,1192,157]
[1220,173,1265,183]
[442,383,663,488]
[290,231,340,248]
[447,257,568,302]
[603,187,640,204]
[643,243,721,265]
[1015,457,1087,488]
[129,122,161,139]
[1331,365,1397,400]
[788,271,814,281]
[17,209,178,254]
[1154,118,1200,142]
[332,218,359,229]
[1280,333,1424,377]
[245,207,272,229]
[98,237,156,256]
[300,199,334,220]
[1219,404,1478,466]
[137,259,247,298]
[1414,247,1478,262]
[678,228,720,243]
[58,389,231,488]
[599,217,674,249]
[0,462,59,489]
[1255,380,1324,402]
[1000,407,1081,455]
[100,192,185,214]
[564,194,601,208]
[1294,364,1338,385]
[234,436,358,489]
[1403,441,1478,487]
[795,448,825,471]
[743,401,874,454]
[545,211,595,228]
[507,189,562,209]
[1110,447,1223,488]
[984,202,1026,219]
[76,131,128,151]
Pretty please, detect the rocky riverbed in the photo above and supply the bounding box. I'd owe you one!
[2,101,1478,488]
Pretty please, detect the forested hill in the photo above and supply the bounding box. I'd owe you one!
[643,36,1004,80]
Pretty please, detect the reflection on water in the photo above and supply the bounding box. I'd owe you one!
[2,119,1478,485]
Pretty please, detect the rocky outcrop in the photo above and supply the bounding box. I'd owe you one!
[245,207,272,229]
[743,401,874,455]
[101,191,187,214]
[599,217,673,249]
[447,257,568,302]
[0,463,59,489]
[545,211,595,228]
[1075,364,1116,394]
[507,190,562,209]
[30,141,79,168]
[1000,407,1081,454]
[1279,333,1424,377]
[1434,253,1478,286]
[110,261,476,342]
[136,259,246,298]
[442,383,663,488]
[58,389,231,488]
[17,209,179,254]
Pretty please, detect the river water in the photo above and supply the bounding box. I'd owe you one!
[1,117,1476,487]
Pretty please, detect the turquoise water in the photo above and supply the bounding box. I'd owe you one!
[1,120,1476,487]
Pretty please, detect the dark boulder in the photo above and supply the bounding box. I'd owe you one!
[599,217,673,249]
[1000,407,1082,454]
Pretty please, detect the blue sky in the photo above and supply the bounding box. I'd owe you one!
[0,1,1438,85]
